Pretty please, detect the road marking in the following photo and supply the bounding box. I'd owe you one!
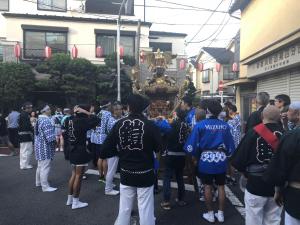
[85,169,245,218]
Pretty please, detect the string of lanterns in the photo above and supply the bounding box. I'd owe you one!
[196,61,239,72]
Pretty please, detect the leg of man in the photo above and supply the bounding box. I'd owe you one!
[137,185,155,225]
[163,166,173,202]
[36,161,41,186]
[244,189,267,225]
[23,142,33,168]
[285,211,300,225]
[175,167,185,201]
[263,197,282,225]
[40,159,51,191]
[105,156,119,193]
[114,184,136,225]
[19,142,26,169]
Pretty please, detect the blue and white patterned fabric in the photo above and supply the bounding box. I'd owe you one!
[35,115,56,161]
[90,110,112,144]
[184,118,235,174]
[227,114,242,149]
[186,108,196,128]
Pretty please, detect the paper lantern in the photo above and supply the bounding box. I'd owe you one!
[45,46,52,59]
[14,43,21,59]
[197,62,203,72]
[71,45,78,59]
[232,62,239,72]
[96,46,103,57]
[216,63,221,72]
[140,50,145,63]
[179,59,186,70]
[120,46,124,58]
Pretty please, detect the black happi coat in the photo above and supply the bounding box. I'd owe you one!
[231,123,283,197]
[264,128,300,220]
[67,114,99,165]
[18,111,33,143]
[100,113,163,187]
[245,106,265,133]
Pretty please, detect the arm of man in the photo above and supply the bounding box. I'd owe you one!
[100,124,119,159]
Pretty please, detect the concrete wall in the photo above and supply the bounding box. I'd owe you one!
[4,16,150,64]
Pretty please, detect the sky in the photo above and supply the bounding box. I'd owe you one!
[133,0,241,57]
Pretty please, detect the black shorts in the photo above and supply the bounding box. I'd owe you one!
[199,173,226,186]
[93,144,102,159]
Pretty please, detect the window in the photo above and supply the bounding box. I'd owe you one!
[202,69,211,83]
[0,45,3,62]
[0,0,9,11]
[24,31,67,58]
[37,0,67,12]
[150,42,172,52]
[96,34,135,57]
[223,65,236,80]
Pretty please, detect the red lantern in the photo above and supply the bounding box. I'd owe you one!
[140,50,145,63]
[14,43,21,59]
[72,45,78,59]
[219,80,224,92]
[96,46,103,58]
[197,62,203,72]
[179,59,186,70]
[45,46,52,59]
[232,62,239,72]
[216,63,221,72]
[120,46,124,58]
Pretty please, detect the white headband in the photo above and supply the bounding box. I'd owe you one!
[289,102,300,111]
[41,105,50,113]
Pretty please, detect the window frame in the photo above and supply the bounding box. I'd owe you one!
[95,31,135,58]
[223,65,236,80]
[37,0,67,12]
[202,69,211,83]
[23,29,68,59]
[0,0,9,11]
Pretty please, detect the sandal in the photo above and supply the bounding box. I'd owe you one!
[160,202,171,210]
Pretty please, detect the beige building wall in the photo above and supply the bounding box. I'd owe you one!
[4,17,150,64]
[240,0,300,76]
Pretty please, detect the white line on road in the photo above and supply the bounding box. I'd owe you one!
[85,169,245,218]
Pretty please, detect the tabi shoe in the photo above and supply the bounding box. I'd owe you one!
[105,190,120,196]
[203,211,215,223]
[72,199,88,210]
[215,211,225,223]
[160,202,171,210]
[66,195,73,206]
[36,183,41,187]
[42,187,58,192]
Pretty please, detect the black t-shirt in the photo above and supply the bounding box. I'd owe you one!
[232,123,283,197]
[101,113,162,187]
[0,116,8,136]
[245,107,265,133]
[18,111,33,142]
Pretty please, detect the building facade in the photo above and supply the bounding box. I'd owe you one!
[0,0,186,72]
[229,0,300,121]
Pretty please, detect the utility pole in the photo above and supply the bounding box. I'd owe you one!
[144,0,146,22]
[117,0,128,102]
[135,20,141,65]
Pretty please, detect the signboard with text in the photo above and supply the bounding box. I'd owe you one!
[247,43,300,77]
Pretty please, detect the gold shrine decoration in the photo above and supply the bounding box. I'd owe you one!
[143,49,177,71]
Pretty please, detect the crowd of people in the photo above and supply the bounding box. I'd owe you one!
[0,92,299,225]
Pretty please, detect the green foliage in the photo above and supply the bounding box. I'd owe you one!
[123,55,136,66]
[35,63,50,73]
[185,81,197,101]
[104,53,117,69]
[47,53,71,75]
[0,63,35,112]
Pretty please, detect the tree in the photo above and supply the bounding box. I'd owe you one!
[0,63,35,113]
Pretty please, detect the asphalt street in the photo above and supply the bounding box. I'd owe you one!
[0,151,245,225]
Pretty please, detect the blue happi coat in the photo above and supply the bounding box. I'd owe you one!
[35,115,56,161]
[184,118,235,174]
[186,108,196,128]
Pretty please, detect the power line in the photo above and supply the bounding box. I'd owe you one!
[134,4,226,13]
[152,0,228,14]
[150,21,239,26]
[207,17,232,46]
[187,0,225,45]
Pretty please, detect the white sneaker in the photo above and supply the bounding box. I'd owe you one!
[42,187,58,192]
[21,165,33,170]
[105,190,120,196]
[203,211,215,223]
[36,183,41,187]
[72,201,88,210]
[66,195,73,206]
[199,196,205,202]
[215,210,224,223]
